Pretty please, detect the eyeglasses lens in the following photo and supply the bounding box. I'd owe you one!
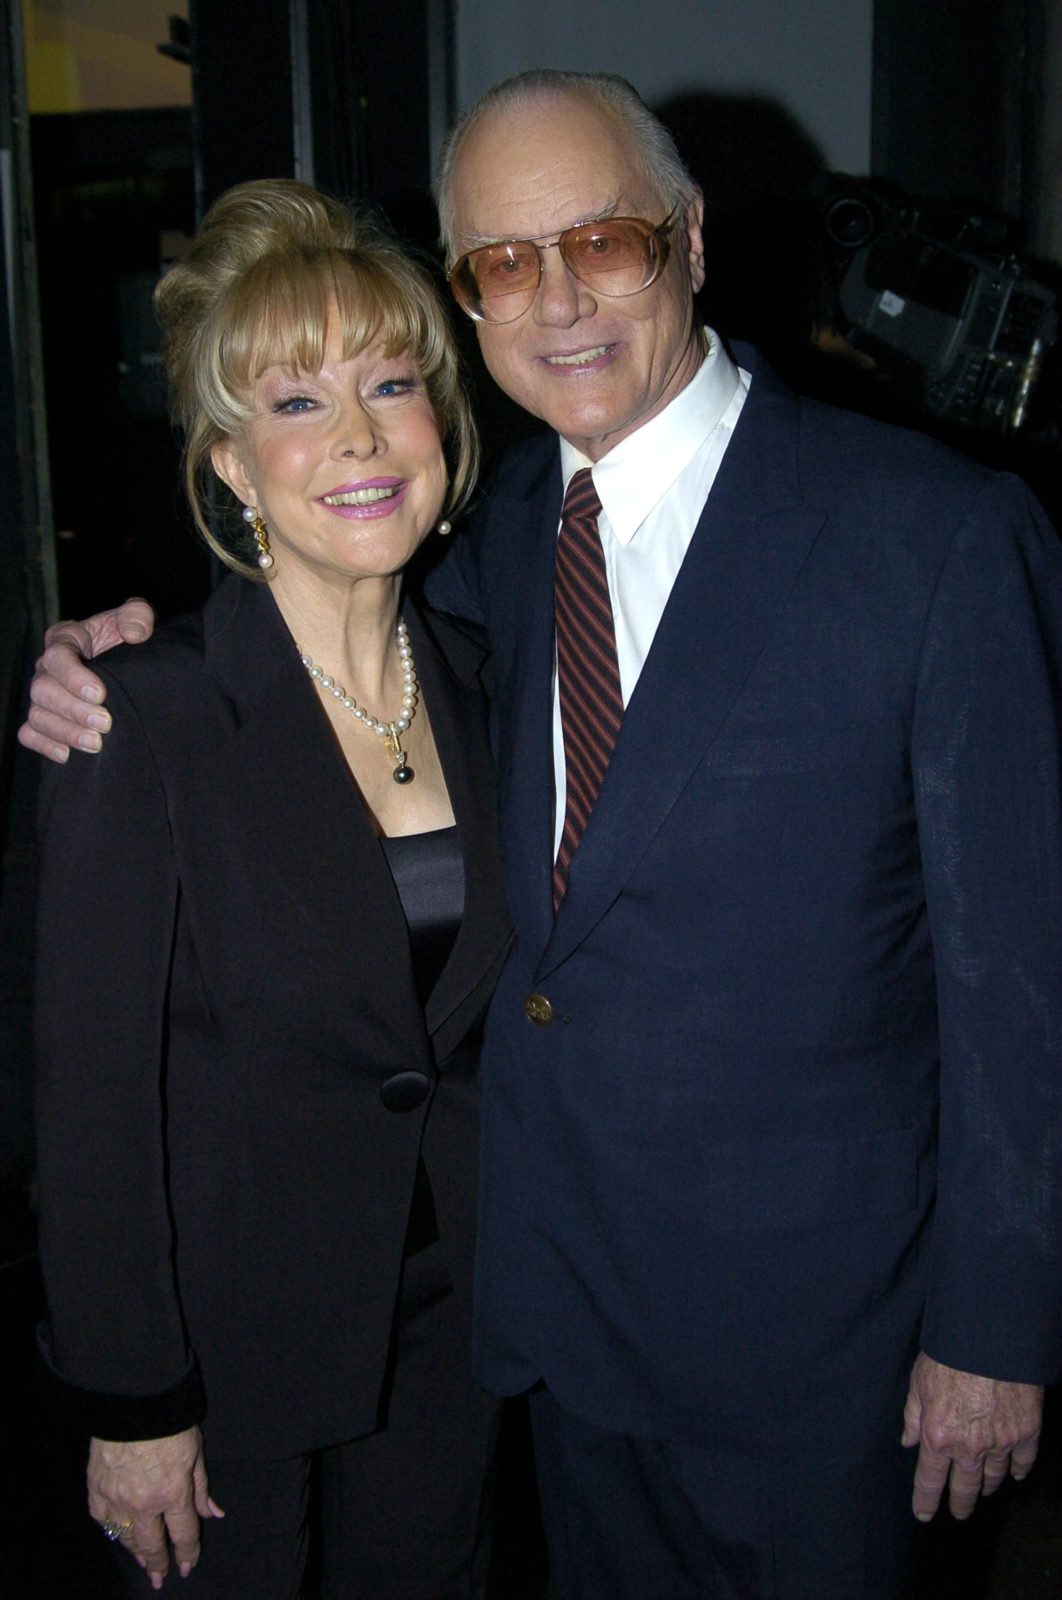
[454,218,663,324]
[455,241,542,321]
[563,220,658,291]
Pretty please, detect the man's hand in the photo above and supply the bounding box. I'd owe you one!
[18,599,155,763]
[902,1352,1043,1521]
[88,1426,224,1590]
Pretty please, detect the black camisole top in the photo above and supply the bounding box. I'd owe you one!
[379,825,465,1255]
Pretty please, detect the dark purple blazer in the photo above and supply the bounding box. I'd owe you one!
[34,575,511,1457]
[428,346,1062,1454]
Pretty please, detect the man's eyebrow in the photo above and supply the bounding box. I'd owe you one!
[459,198,622,252]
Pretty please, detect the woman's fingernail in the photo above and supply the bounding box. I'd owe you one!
[77,731,102,753]
[80,685,104,704]
[87,711,111,732]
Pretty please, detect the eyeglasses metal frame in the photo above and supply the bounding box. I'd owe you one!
[448,204,684,324]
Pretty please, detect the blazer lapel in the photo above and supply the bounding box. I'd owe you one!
[539,358,828,975]
[202,578,430,1066]
[404,603,512,1060]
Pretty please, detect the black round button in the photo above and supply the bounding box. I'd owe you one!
[379,1070,432,1112]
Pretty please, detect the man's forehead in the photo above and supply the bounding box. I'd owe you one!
[450,101,658,248]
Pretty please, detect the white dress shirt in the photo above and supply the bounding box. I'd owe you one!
[553,331,750,855]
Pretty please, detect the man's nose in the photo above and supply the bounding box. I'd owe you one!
[532,248,596,329]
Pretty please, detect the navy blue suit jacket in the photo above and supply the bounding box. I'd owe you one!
[427,348,1062,1454]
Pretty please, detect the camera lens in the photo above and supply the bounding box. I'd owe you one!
[825,196,876,249]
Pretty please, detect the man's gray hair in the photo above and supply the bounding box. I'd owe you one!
[435,69,699,266]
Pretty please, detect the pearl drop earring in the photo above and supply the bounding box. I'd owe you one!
[436,518,452,537]
[242,504,274,569]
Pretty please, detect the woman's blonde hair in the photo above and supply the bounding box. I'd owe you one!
[155,178,477,575]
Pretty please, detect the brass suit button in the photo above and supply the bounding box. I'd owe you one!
[524,992,554,1026]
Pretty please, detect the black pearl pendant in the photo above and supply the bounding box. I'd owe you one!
[393,763,415,785]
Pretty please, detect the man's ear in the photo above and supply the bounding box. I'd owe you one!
[685,190,706,296]
[211,441,255,508]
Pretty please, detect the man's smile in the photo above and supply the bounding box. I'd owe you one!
[541,343,617,368]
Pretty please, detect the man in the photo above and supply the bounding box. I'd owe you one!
[22,71,1062,1597]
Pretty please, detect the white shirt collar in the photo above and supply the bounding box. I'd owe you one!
[558,332,741,546]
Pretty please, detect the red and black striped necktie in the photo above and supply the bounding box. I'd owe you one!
[552,468,624,909]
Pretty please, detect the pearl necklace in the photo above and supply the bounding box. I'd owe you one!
[300,620,419,784]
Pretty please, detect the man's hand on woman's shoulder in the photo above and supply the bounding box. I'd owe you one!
[18,599,156,763]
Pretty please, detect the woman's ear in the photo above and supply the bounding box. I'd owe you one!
[210,441,254,508]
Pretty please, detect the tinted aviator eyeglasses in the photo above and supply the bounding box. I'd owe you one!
[448,205,682,324]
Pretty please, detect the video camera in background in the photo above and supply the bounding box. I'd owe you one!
[815,176,1057,435]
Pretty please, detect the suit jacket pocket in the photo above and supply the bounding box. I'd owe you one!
[702,1125,921,1231]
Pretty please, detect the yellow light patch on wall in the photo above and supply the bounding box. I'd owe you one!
[24,30,81,113]
[22,0,190,113]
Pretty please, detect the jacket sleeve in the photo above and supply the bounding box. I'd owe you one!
[34,669,204,1439]
[913,473,1062,1384]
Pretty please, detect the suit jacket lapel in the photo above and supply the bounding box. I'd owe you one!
[539,357,828,975]
[487,449,564,961]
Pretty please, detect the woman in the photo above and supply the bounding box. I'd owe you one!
[33,179,512,1598]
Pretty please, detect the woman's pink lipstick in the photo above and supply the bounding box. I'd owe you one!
[318,477,407,519]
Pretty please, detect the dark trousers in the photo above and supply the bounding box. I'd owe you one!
[529,1386,918,1600]
[115,1240,500,1600]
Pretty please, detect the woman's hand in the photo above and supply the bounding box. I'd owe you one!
[88,1426,224,1589]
